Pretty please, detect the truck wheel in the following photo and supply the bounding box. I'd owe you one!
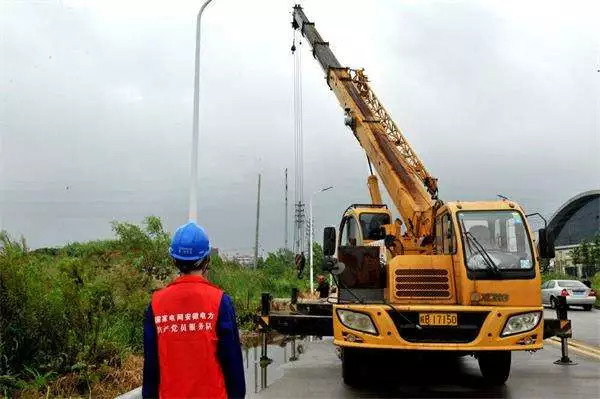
[342,348,365,386]
[583,305,592,311]
[478,351,511,385]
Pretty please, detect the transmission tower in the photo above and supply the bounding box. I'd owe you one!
[294,202,306,253]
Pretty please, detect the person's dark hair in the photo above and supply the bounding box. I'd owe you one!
[175,257,210,274]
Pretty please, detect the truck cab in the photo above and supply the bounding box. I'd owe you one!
[323,200,553,385]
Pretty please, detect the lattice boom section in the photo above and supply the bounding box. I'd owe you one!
[349,69,438,196]
[350,70,425,174]
[394,269,451,298]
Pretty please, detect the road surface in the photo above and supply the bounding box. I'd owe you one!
[251,337,599,398]
[252,308,599,398]
[117,308,599,398]
[544,306,599,347]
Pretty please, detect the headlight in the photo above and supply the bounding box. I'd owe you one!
[336,309,377,335]
[501,311,541,337]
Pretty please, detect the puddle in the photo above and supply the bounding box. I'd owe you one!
[116,338,308,399]
[243,338,308,394]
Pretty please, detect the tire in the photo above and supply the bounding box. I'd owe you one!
[342,348,366,386]
[478,351,511,385]
[550,297,557,309]
[583,305,593,311]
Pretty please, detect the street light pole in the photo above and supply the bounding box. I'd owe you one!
[309,186,333,293]
[189,0,215,222]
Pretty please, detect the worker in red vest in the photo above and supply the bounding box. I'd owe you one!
[142,222,246,398]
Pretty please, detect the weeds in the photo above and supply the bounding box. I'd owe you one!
[0,217,307,397]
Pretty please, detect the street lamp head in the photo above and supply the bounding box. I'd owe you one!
[199,0,215,16]
[321,186,334,192]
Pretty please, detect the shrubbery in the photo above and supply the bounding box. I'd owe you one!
[0,217,307,397]
[540,271,571,283]
[569,234,600,268]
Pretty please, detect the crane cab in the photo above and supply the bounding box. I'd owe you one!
[327,204,394,303]
[338,204,393,248]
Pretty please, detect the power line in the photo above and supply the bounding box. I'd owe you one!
[292,30,306,255]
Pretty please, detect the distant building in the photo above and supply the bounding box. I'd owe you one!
[221,251,254,267]
[232,255,254,267]
[548,190,600,276]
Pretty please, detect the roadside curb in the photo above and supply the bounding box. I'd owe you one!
[115,387,141,399]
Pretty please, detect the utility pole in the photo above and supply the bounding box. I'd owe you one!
[253,174,261,268]
[284,168,289,250]
[309,186,333,292]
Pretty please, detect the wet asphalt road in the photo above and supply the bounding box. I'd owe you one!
[252,308,599,398]
[251,338,599,399]
[118,310,598,399]
[543,306,599,347]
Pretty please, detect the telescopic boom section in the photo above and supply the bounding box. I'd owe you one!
[292,5,438,240]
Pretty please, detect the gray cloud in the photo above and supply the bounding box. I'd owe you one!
[1,0,598,253]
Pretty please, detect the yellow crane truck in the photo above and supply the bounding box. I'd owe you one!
[260,5,559,386]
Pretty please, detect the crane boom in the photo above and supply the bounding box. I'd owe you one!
[292,5,438,240]
[259,6,550,377]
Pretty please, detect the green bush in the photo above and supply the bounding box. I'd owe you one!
[540,271,571,283]
[591,272,600,307]
[0,217,306,396]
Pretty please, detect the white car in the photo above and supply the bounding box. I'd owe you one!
[541,279,597,311]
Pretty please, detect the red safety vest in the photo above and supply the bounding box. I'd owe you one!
[151,275,226,399]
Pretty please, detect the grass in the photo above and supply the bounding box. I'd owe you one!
[0,217,308,398]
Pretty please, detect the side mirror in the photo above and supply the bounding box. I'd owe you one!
[323,226,336,256]
[538,228,555,259]
[331,261,346,275]
[322,257,345,275]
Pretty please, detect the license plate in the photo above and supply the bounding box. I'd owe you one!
[419,312,458,326]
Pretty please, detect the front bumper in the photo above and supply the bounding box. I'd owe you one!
[333,304,544,351]
[566,296,596,305]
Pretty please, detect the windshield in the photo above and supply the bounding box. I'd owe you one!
[558,281,587,288]
[359,213,390,240]
[458,211,533,271]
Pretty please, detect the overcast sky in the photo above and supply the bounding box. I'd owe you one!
[1,0,598,253]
